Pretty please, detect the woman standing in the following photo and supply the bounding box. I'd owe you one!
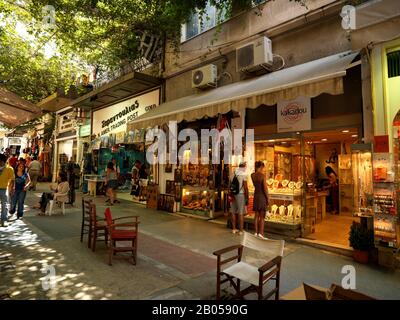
[105,161,118,205]
[325,166,339,215]
[9,162,31,219]
[251,161,269,238]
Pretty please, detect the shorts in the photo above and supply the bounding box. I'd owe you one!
[107,180,119,190]
[231,193,246,215]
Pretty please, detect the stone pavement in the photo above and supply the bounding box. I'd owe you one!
[1,183,400,300]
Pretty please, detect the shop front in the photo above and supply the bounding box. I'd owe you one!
[53,107,77,180]
[85,88,161,200]
[127,51,368,245]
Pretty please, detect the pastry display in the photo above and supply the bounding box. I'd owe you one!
[288,181,295,190]
[282,180,289,187]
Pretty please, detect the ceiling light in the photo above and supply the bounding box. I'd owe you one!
[321,138,327,142]
[268,139,275,142]
[342,130,349,133]
[351,134,358,138]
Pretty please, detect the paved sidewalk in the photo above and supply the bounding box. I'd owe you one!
[1,183,400,300]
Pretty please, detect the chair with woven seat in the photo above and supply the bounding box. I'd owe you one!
[104,208,140,266]
[89,203,108,252]
[213,232,284,300]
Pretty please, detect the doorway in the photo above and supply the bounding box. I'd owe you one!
[303,128,361,247]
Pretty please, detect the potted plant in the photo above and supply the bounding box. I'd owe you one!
[349,221,374,263]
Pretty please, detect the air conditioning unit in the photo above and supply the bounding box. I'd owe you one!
[192,64,217,89]
[236,36,273,72]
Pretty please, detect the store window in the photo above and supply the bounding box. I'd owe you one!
[181,0,267,42]
[246,137,306,236]
[387,50,400,78]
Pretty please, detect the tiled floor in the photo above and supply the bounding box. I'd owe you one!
[310,214,359,247]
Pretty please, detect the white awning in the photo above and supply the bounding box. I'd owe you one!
[127,51,359,130]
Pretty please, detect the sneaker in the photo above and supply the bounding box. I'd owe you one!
[238,231,243,235]
[1,221,7,227]
[254,232,258,237]
[258,234,268,239]
[232,229,238,234]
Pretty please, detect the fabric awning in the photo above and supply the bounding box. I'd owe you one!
[0,87,42,127]
[127,51,359,130]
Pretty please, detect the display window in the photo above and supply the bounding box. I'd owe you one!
[245,137,306,237]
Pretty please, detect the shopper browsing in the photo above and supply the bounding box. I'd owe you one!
[251,161,269,239]
[105,162,118,205]
[230,162,249,235]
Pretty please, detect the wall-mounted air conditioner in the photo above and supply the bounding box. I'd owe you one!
[236,36,273,72]
[192,64,217,89]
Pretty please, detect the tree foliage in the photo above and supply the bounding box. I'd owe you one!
[0,0,308,103]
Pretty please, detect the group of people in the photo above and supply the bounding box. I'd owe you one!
[229,161,269,238]
[104,158,148,205]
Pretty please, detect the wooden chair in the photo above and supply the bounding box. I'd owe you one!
[81,198,92,247]
[89,203,108,252]
[104,208,140,266]
[213,232,284,300]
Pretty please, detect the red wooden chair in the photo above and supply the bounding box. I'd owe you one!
[104,208,140,266]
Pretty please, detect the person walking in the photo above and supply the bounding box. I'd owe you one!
[105,161,118,205]
[0,154,15,227]
[28,156,42,191]
[9,162,31,220]
[230,162,249,235]
[251,161,269,239]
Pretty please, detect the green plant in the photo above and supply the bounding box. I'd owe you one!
[349,221,374,251]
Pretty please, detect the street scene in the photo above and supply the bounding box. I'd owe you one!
[1,0,400,302]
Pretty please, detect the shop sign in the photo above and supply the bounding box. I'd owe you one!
[58,111,75,133]
[92,88,160,137]
[277,96,311,133]
[79,124,91,137]
[374,135,389,153]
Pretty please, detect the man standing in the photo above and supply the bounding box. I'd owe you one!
[66,157,76,205]
[0,154,15,227]
[230,162,249,235]
[28,156,42,191]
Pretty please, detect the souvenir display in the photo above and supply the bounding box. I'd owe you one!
[372,152,399,248]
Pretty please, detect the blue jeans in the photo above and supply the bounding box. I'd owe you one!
[10,190,27,218]
[0,189,8,222]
